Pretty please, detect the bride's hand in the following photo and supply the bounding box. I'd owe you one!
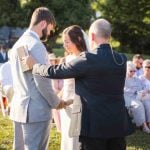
[22,55,36,69]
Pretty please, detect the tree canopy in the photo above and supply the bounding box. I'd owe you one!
[0,0,149,54]
[0,0,93,51]
[92,0,150,54]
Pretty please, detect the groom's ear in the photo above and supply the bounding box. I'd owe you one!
[40,20,47,29]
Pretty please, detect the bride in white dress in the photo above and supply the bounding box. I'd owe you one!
[60,25,89,150]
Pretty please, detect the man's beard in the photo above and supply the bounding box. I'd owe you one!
[40,27,49,42]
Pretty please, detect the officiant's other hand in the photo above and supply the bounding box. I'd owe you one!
[22,55,37,69]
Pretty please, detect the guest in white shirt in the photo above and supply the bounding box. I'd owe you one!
[139,59,150,130]
[0,60,13,103]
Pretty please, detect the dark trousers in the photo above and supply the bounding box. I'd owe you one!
[79,136,126,150]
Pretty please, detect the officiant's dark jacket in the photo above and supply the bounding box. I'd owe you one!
[33,44,134,138]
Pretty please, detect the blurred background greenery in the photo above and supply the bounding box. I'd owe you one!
[0,0,149,54]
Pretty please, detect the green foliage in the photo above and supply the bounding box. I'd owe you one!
[0,0,20,27]
[53,48,64,57]
[93,0,150,54]
[50,0,92,30]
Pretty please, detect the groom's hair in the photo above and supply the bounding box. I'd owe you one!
[63,25,87,52]
[30,7,56,27]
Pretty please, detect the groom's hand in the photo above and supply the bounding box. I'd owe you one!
[56,99,73,109]
[56,100,67,109]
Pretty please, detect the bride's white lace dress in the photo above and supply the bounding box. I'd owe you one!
[60,54,80,150]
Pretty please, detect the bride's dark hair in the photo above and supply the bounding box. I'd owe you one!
[63,25,87,52]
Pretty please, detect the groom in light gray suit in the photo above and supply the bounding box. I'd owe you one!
[9,7,66,150]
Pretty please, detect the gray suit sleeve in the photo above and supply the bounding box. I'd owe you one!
[28,42,60,108]
[33,75,60,108]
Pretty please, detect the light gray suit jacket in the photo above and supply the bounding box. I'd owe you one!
[9,29,60,123]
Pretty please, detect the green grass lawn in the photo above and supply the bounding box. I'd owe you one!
[0,112,61,150]
[0,112,150,150]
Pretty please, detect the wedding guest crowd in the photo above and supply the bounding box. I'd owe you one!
[123,54,150,134]
[124,61,150,133]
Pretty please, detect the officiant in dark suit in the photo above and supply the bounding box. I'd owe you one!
[25,19,134,150]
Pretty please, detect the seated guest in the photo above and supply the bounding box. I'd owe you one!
[132,54,144,77]
[124,61,150,133]
[139,59,150,129]
[0,50,13,103]
[48,53,64,94]
[48,52,64,132]
[0,45,8,64]
[0,59,13,116]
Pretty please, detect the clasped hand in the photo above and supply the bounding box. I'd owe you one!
[56,99,73,109]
